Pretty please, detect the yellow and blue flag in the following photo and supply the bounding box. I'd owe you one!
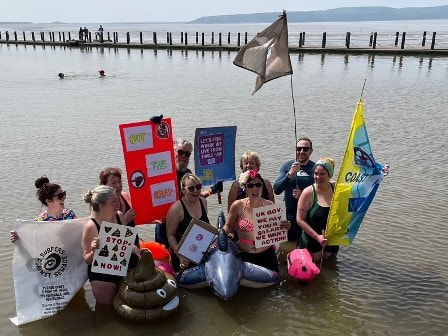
[326,99,385,246]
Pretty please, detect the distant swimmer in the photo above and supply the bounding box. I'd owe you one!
[98,70,106,77]
[58,72,65,79]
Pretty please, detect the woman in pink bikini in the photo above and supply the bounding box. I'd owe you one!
[224,170,291,272]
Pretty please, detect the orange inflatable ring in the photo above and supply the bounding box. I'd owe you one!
[140,241,169,260]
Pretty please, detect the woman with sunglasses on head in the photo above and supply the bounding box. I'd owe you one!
[82,185,141,305]
[296,157,339,263]
[224,170,291,272]
[10,176,76,243]
[227,150,274,212]
[166,173,209,273]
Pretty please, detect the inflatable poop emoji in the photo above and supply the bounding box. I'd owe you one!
[113,250,179,322]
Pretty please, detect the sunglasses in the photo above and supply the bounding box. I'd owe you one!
[53,191,66,200]
[296,147,310,153]
[177,149,191,157]
[247,182,263,189]
[185,184,202,192]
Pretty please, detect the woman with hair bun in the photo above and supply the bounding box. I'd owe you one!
[10,176,76,243]
[82,185,141,305]
[34,176,76,221]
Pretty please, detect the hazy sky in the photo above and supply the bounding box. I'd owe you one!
[3,1,447,23]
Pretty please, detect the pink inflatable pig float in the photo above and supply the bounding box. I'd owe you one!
[287,248,320,283]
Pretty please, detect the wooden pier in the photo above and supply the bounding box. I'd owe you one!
[1,30,447,56]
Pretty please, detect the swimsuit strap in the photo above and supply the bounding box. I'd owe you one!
[309,185,320,220]
[241,199,250,218]
[180,199,190,218]
[198,198,206,215]
[90,218,100,231]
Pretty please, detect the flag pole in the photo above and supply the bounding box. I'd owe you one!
[360,78,366,98]
[319,229,325,269]
[290,75,298,147]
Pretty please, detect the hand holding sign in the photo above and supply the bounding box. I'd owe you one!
[91,222,138,277]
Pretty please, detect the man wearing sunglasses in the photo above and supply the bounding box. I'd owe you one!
[155,139,223,247]
[273,137,315,242]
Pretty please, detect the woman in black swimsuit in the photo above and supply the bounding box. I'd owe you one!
[166,174,209,272]
[82,185,140,305]
[296,157,339,262]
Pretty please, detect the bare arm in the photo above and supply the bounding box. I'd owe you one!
[223,200,241,235]
[121,192,135,225]
[82,221,99,265]
[264,178,275,203]
[166,201,183,252]
[227,181,240,212]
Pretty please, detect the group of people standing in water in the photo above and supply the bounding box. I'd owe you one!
[10,135,344,305]
[159,136,336,275]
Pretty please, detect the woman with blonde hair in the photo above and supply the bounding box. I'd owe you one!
[82,185,140,305]
[227,150,274,211]
[166,173,209,273]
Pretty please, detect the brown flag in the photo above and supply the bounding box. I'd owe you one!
[233,11,293,94]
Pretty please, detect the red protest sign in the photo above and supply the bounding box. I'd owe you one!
[119,118,178,224]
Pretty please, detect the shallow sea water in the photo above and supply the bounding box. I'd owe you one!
[0,27,447,335]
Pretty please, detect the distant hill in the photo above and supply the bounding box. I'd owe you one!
[190,6,448,24]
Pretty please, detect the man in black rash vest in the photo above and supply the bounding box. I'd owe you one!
[155,139,223,248]
[273,137,315,242]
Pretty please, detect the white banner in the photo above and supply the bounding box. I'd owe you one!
[253,204,287,248]
[10,218,88,326]
[91,222,137,277]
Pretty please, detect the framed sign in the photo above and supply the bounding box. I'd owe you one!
[119,118,177,224]
[91,222,138,277]
[176,218,218,265]
[253,204,287,248]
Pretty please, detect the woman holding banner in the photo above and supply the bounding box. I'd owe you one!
[10,176,76,243]
[166,173,210,273]
[224,170,290,272]
[227,150,274,211]
[82,185,140,305]
[296,157,339,262]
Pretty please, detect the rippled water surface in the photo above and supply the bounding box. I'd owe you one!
[0,22,447,335]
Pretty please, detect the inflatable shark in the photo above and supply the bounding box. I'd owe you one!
[178,209,280,300]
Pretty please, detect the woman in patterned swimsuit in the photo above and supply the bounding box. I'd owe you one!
[224,170,290,272]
